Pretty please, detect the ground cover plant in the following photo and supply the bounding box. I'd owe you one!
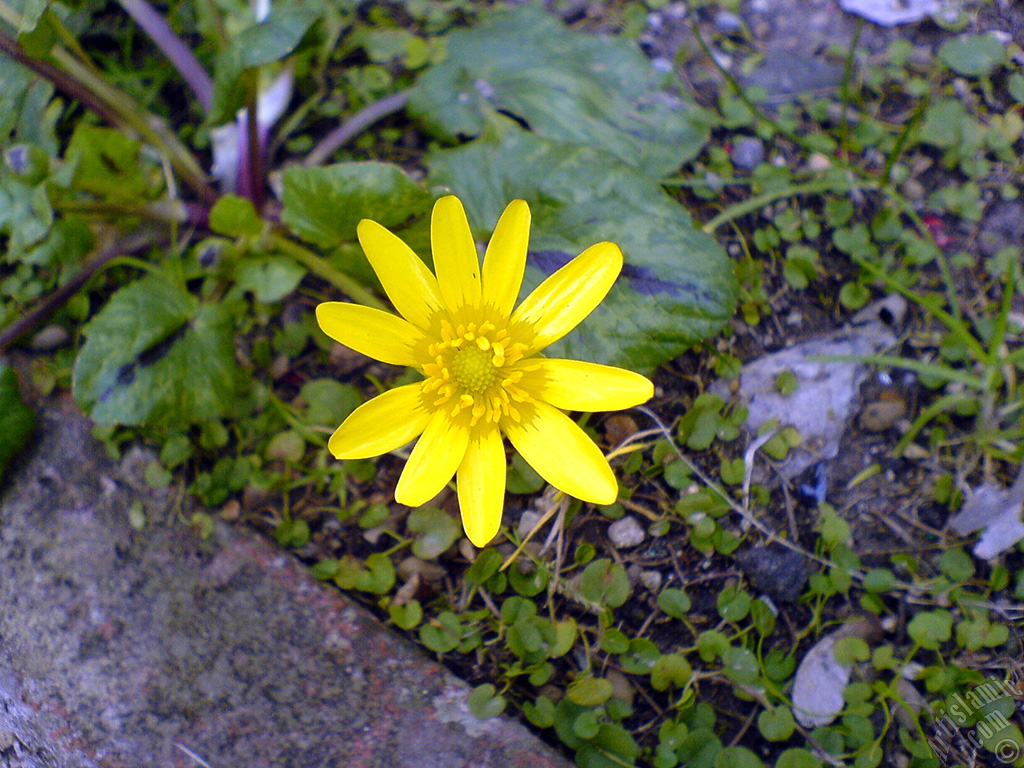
[1,0,1023,766]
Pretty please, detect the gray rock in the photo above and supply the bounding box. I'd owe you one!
[714,10,744,34]
[736,544,809,602]
[639,570,663,592]
[731,136,765,170]
[0,395,571,768]
[743,51,844,99]
[710,296,903,479]
[28,325,69,351]
[608,516,645,549]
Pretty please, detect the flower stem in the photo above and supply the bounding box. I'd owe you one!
[0,226,169,352]
[267,234,386,311]
[303,90,410,168]
[702,177,868,234]
[0,11,215,205]
[116,0,214,111]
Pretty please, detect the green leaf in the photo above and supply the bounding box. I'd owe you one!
[715,746,765,768]
[523,695,556,728]
[578,723,641,768]
[419,611,461,653]
[721,646,759,685]
[776,748,824,768]
[758,707,795,741]
[388,599,422,629]
[467,683,506,719]
[0,174,52,259]
[677,729,722,768]
[919,99,971,149]
[651,653,692,691]
[619,637,660,674]
[861,567,896,592]
[67,125,155,202]
[0,57,56,153]
[938,547,975,582]
[73,272,249,427]
[833,636,870,664]
[938,34,1005,78]
[578,558,630,608]
[717,586,751,622]
[275,517,309,547]
[354,552,395,594]
[0,362,35,483]
[427,127,737,372]
[1009,73,1024,104]
[280,162,430,249]
[407,507,461,558]
[209,6,318,125]
[234,257,306,303]
[16,0,49,35]
[210,194,263,237]
[657,587,692,619]
[568,675,614,706]
[299,378,362,427]
[408,5,707,176]
[907,609,953,650]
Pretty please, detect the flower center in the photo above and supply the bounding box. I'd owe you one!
[451,346,497,393]
[421,317,534,427]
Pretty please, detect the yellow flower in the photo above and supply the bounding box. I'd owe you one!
[316,196,653,547]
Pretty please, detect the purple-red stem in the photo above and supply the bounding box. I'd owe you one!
[0,30,123,129]
[116,0,213,112]
[0,227,170,352]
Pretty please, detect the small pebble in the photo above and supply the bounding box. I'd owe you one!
[713,10,743,34]
[29,325,69,351]
[736,544,808,602]
[859,394,907,432]
[608,516,645,549]
[901,178,925,201]
[270,353,290,380]
[220,499,241,521]
[639,569,663,592]
[732,136,765,170]
[807,152,831,171]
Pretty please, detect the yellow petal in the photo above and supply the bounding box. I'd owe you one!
[504,401,617,505]
[456,427,506,547]
[431,196,482,314]
[395,408,469,507]
[481,199,530,318]
[511,241,622,353]
[328,384,430,459]
[357,219,444,330]
[316,302,426,367]
[520,359,654,412]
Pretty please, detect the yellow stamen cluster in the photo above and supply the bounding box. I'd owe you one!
[422,318,533,426]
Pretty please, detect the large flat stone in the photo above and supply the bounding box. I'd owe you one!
[0,392,570,768]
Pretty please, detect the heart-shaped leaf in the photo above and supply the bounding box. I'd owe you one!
[281,161,431,249]
[73,270,250,426]
[409,5,709,176]
[427,126,738,372]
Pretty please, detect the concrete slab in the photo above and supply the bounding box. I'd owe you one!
[0,392,570,768]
